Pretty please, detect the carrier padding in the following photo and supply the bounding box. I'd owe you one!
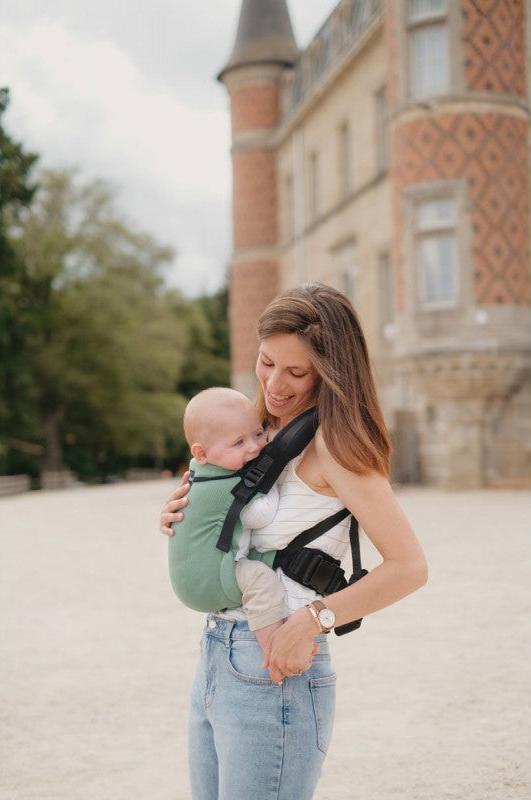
[168,459,275,613]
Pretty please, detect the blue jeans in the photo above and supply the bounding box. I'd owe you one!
[188,614,336,800]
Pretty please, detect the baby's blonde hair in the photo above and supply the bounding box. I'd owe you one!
[183,387,254,446]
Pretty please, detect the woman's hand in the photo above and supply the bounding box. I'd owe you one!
[159,471,191,536]
[262,607,320,684]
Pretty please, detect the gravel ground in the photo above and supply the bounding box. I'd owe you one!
[1,481,529,800]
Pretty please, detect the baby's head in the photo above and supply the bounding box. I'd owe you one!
[183,387,267,471]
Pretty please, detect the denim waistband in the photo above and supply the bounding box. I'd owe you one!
[204,613,328,646]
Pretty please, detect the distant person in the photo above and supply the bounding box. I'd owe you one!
[161,283,428,800]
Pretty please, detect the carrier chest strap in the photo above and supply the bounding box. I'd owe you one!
[189,470,240,484]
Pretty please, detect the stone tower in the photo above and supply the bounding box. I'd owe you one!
[218,0,298,397]
[386,0,531,487]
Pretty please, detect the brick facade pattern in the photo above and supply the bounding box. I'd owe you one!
[462,0,526,96]
[232,149,278,249]
[231,84,279,132]
[229,82,280,379]
[230,260,279,374]
[392,113,530,306]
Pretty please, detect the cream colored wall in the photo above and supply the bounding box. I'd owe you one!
[276,29,392,361]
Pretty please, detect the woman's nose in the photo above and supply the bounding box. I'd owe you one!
[267,370,286,393]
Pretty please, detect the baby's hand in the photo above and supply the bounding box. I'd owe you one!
[254,620,285,660]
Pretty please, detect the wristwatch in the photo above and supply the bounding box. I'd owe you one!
[305,600,336,634]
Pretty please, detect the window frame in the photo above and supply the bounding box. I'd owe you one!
[396,0,464,104]
[337,119,351,200]
[331,237,358,306]
[373,85,389,175]
[284,173,295,243]
[308,150,320,221]
[404,181,470,314]
[378,249,395,337]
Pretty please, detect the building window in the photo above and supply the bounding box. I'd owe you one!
[309,151,320,221]
[374,86,388,175]
[338,121,351,200]
[333,240,357,305]
[407,0,449,100]
[378,251,394,332]
[414,197,458,307]
[284,174,294,241]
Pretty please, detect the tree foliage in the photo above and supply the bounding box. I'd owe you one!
[0,88,40,468]
[1,164,230,480]
[0,91,231,482]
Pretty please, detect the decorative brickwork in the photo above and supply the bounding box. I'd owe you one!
[230,260,279,374]
[232,149,277,249]
[392,112,530,306]
[231,84,279,132]
[462,0,526,96]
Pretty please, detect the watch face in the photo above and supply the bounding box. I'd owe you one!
[318,608,335,629]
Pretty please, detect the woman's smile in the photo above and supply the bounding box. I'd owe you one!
[256,333,318,424]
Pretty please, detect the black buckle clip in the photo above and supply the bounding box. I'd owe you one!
[282,548,348,595]
[242,455,274,489]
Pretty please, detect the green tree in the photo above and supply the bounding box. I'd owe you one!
[177,284,230,397]
[0,88,39,472]
[10,168,188,480]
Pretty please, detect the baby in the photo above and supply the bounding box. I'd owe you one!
[171,387,288,652]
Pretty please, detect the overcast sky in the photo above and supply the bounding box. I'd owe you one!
[0,0,338,296]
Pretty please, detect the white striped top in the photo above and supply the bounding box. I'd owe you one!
[218,449,351,620]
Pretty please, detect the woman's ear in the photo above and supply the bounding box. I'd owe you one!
[191,443,208,464]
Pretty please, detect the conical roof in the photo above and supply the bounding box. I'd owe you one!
[218,0,298,80]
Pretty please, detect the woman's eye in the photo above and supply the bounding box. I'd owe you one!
[261,359,273,367]
[290,372,306,378]
[255,430,265,439]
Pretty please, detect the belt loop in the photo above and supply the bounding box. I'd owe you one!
[226,619,236,643]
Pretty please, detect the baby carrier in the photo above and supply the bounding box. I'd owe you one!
[168,407,368,636]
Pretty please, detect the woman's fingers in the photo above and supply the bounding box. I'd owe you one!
[261,639,272,669]
[165,473,191,504]
[268,664,285,685]
[166,498,189,513]
[160,473,192,536]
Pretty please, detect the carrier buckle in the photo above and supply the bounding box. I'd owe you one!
[243,455,274,489]
[286,548,347,595]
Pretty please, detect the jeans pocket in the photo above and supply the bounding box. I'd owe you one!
[309,673,336,754]
[226,640,275,686]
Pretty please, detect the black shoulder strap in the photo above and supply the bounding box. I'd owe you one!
[215,407,319,553]
[274,508,351,563]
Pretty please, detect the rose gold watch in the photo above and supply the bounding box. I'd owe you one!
[305,599,336,634]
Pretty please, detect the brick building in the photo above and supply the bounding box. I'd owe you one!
[218,0,531,489]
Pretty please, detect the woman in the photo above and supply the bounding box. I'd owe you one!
[160,283,428,799]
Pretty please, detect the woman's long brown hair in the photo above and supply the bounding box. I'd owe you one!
[256,283,391,476]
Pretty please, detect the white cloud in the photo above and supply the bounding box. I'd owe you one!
[0,1,339,296]
[1,19,232,295]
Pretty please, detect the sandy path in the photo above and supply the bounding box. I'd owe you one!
[1,482,529,800]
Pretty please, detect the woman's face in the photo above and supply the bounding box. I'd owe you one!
[256,333,319,425]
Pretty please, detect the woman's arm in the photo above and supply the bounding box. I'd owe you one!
[159,471,191,536]
[265,432,428,682]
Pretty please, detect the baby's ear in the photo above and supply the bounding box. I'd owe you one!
[191,443,208,464]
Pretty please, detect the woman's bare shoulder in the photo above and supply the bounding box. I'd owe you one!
[314,427,389,495]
